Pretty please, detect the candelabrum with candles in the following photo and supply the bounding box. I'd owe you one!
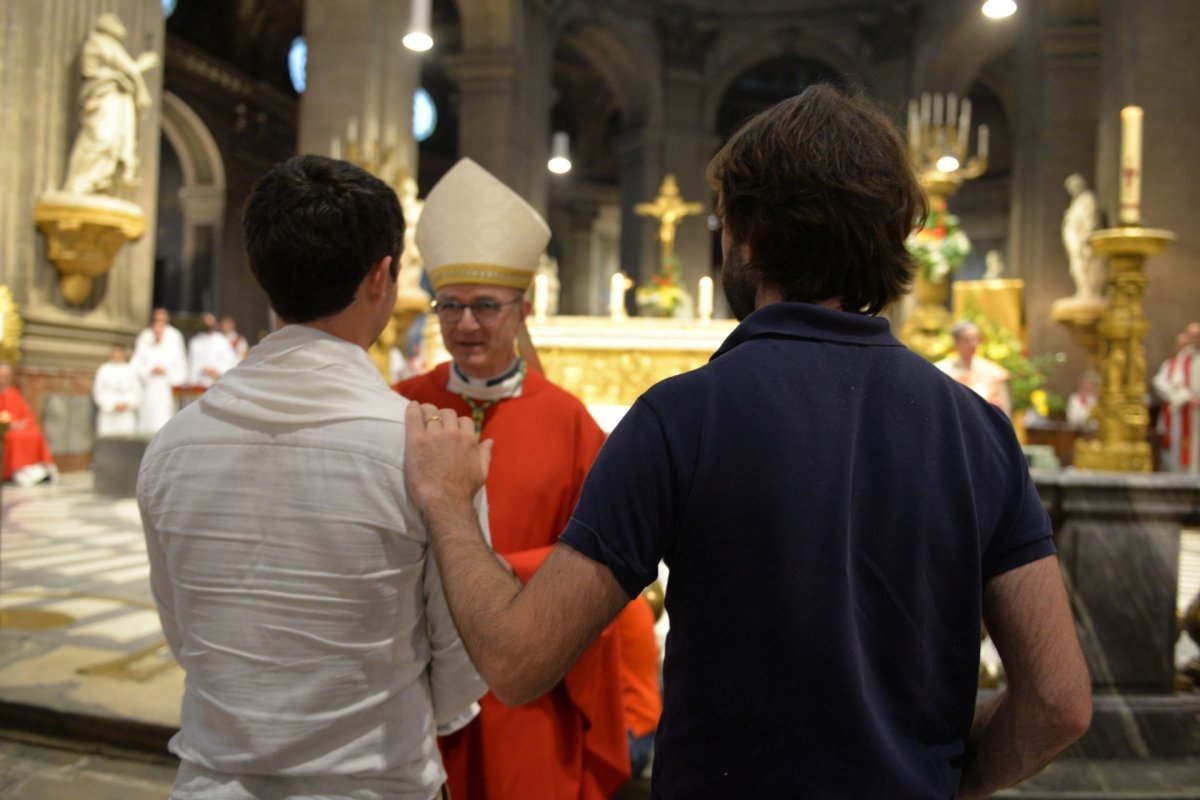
[1074,106,1176,473]
[900,92,989,359]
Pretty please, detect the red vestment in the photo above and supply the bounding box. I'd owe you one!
[397,363,629,799]
[0,387,55,481]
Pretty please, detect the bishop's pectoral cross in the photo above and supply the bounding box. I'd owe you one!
[635,175,706,263]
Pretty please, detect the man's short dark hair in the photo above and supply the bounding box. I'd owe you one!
[707,84,928,315]
[243,155,403,323]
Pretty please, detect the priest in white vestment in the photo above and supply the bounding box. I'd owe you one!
[936,320,1012,416]
[92,344,142,436]
[188,312,238,387]
[132,310,188,434]
[1152,323,1200,474]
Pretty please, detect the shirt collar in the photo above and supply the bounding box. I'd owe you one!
[711,302,903,362]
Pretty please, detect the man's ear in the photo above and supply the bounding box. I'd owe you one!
[367,255,394,300]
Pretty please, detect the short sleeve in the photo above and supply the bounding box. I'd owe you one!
[559,398,678,599]
[982,445,1057,580]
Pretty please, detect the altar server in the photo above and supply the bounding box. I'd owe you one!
[92,344,141,436]
[396,158,632,800]
[132,309,187,434]
[188,312,238,387]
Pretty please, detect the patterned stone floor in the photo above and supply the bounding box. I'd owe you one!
[1,472,1198,798]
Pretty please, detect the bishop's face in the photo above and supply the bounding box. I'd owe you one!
[435,283,530,379]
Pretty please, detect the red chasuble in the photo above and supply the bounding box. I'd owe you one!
[397,362,629,800]
[0,388,55,481]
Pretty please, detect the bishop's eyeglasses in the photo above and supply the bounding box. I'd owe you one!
[432,298,522,324]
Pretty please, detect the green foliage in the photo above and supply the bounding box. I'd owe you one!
[960,300,1067,414]
[635,254,685,317]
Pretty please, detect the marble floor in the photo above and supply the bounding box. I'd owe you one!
[1,472,1199,798]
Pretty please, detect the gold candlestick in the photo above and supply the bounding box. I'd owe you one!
[1073,226,1175,472]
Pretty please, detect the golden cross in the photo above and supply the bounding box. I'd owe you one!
[635,174,706,262]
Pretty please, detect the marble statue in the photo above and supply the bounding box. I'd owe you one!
[1062,173,1104,299]
[983,250,1005,280]
[62,14,159,195]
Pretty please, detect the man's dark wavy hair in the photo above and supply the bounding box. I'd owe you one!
[243,155,402,323]
[707,83,928,315]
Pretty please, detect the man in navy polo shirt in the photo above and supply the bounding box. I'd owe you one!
[404,84,1092,799]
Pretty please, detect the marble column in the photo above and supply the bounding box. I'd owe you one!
[1035,471,1200,758]
[1,0,165,369]
[300,0,420,183]
[1008,5,1100,370]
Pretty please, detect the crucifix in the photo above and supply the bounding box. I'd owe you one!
[635,174,706,263]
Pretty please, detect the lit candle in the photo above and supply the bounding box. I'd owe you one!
[609,273,626,319]
[698,276,714,321]
[534,273,549,321]
[957,98,971,152]
[330,136,342,160]
[348,117,359,142]
[977,124,989,159]
[1119,105,1143,225]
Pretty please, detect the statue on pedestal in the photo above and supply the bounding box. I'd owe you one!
[1061,174,1104,301]
[33,13,156,307]
[63,13,159,195]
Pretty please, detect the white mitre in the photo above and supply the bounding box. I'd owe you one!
[417,158,551,292]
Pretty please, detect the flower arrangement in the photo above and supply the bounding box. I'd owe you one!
[906,195,972,284]
[635,254,687,317]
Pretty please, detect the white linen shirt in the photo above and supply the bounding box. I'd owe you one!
[138,324,486,799]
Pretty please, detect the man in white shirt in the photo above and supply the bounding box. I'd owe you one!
[131,308,188,434]
[187,312,238,387]
[92,343,141,437]
[220,314,249,360]
[137,155,486,800]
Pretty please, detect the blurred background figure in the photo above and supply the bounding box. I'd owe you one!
[92,343,142,437]
[1066,372,1100,433]
[0,364,57,485]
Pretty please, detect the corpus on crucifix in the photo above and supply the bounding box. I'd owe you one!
[635,174,705,262]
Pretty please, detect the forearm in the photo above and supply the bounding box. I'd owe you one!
[421,499,537,703]
[958,688,1079,799]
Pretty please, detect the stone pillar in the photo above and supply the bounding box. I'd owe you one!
[1008,5,1100,370]
[447,15,554,215]
[1,0,165,369]
[301,0,420,181]
[561,199,600,316]
[1095,0,1200,368]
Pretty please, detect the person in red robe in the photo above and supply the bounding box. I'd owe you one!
[396,158,631,799]
[0,364,56,485]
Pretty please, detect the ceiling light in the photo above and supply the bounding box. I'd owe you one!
[981,0,1017,20]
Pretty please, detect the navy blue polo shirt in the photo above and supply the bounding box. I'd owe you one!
[560,302,1054,799]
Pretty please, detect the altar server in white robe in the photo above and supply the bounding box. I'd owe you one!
[133,310,188,434]
[1153,322,1200,474]
[188,312,238,387]
[93,344,142,436]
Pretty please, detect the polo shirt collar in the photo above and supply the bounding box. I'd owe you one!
[711,301,903,361]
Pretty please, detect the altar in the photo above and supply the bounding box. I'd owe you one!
[424,315,737,431]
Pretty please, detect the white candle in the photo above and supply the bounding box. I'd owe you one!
[907,100,919,148]
[920,93,931,129]
[610,273,626,318]
[698,276,714,321]
[330,136,342,160]
[957,98,971,151]
[1119,105,1143,225]
[348,117,359,142]
[977,124,989,159]
[533,274,549,320]
[946,93,957,138]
